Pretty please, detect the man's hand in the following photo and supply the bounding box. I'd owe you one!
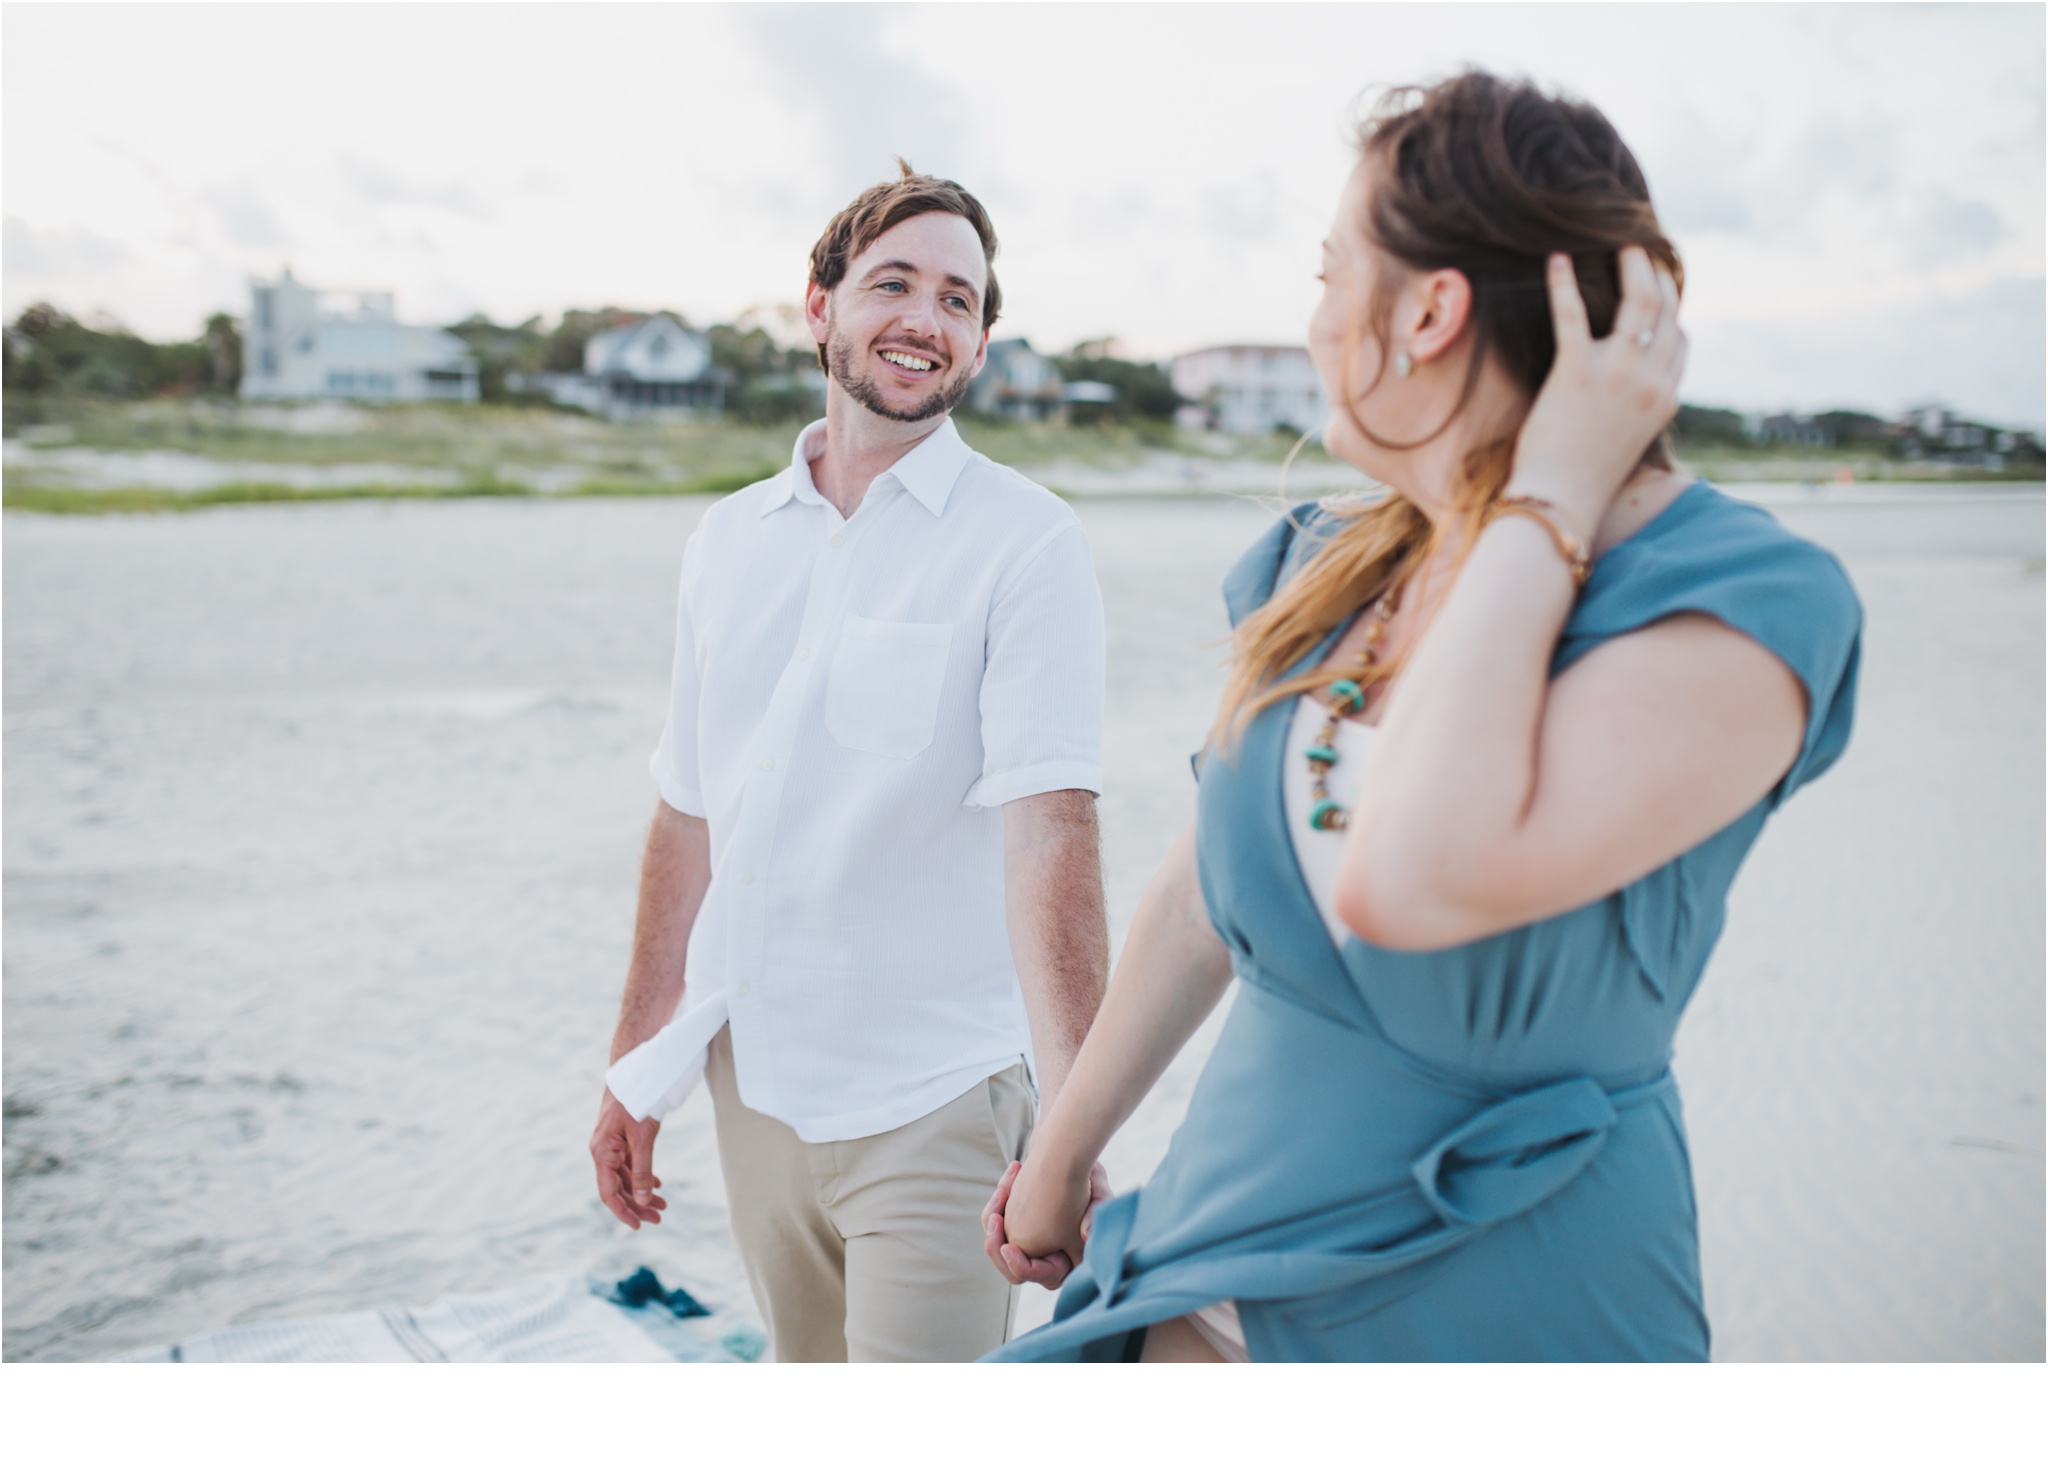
[590,1089,666,1229]
[981,1158,1111,1290]
[593,804,709,1230]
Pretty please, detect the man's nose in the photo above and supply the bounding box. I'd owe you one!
[895,289,941,340]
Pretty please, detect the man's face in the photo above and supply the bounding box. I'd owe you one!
[808,211,990,423]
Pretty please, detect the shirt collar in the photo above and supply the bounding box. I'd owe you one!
[761,416,971,519]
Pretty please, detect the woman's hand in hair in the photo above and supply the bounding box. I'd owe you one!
[1510,245,1687,531]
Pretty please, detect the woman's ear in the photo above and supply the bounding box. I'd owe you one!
[1404,269,1473,366]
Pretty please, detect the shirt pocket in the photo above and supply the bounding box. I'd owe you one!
[825,615,954,759]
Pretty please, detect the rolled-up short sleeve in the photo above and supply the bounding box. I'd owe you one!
[648,528,709,817]
[963,519,1106,810]
[1554,486,1865,811]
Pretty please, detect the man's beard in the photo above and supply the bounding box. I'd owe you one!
[826,332,972,423]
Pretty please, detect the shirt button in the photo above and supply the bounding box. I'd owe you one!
[760,759,774,772]
[829,533,845,548]
[734,982,751,996]
[797,647,811,661]
[739,873,755,885]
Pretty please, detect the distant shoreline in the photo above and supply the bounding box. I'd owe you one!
[5,476,2042,516]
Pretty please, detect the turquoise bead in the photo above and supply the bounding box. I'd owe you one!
[1309,798,1347,831]
[1304,745,1338,766]
[1327,679,1365,713]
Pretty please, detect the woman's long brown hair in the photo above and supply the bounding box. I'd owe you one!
[1212,72,1684,748]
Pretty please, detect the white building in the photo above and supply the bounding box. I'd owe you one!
[1170,344,1328,436]
[533,314,723,418]
[240,269,477,402]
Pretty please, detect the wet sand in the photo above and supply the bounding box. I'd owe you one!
[4,487,2041,1361]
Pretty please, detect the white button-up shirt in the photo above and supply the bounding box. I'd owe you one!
[605,417,1105,1143]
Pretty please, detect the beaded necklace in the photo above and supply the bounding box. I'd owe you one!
[1303,585,1402,833]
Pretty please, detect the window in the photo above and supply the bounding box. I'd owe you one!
[254,290,273,331]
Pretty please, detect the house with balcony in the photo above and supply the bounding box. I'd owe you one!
[239,269,477,402]
[1170,344,1328,436]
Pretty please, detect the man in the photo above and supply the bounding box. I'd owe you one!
[588,163,1110,1363]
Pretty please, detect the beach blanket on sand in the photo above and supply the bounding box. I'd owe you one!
[118,1271,766,1363]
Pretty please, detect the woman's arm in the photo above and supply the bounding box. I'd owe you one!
[990,822,1235,1273]
[1336,250,1806,950]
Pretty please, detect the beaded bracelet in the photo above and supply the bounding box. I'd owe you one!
[1489,495,1593,587]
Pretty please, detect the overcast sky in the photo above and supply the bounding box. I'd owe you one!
[5,2,2042,426]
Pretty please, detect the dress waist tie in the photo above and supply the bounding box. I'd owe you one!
[1005,1068,1675,1358]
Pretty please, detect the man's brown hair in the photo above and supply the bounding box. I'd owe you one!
[807,160,1001,367]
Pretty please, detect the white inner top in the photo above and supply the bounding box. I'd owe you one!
[1281,693,1379,952]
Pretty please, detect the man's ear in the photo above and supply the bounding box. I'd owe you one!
[1404,269,1473,367]
[967,328,990,379]
[803,281,832,347]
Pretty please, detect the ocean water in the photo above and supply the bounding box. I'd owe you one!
[4,488,2041,1362]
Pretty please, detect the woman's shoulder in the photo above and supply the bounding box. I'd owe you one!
[1570,480,1862,645]
[1220,499,1353,628]
[1564,479,1865,801]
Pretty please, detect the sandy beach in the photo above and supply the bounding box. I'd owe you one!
[3,484,2041,1362]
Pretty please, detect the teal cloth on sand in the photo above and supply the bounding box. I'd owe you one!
[987,481,1862,1362]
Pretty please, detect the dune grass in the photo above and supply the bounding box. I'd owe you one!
[2,467,777,515]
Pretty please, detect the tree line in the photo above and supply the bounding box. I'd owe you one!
[5,301,2037,463]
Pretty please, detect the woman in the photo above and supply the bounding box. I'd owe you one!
[980,71,1862,1362]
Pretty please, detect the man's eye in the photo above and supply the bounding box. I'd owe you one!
[945,296,968,311]
[878,280,905,292]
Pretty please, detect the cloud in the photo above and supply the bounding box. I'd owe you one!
[1782,114,1897,206]
[1685,274,2046,429]
[335,157,494,221]
[1645,112,1757,235]
[1657,109,1906,243]
[1201,172,1283,242]
[2,216,131,276]
[202,185,287,248]
[1899,188,2009,267]
[733,4,977,207]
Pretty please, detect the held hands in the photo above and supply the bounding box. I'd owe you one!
[982,1156,1113,1289]
[1510,245,1688,534]
[590,1089,666,1229]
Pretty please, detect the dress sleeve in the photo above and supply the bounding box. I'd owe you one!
[648,526,709,817]
[1557,493,1864,809]
[963,518,1107,810]
[1753,548,1862,805]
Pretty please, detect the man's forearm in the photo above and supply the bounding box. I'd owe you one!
[1003,789,1110,1109]
[611,802,714,1063]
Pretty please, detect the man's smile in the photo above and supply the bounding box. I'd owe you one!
[878,346,941,375]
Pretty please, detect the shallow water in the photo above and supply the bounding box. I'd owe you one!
[4,489,2042,1361]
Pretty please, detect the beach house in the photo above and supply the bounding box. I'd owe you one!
[1170,344,1328,436]
[966,339,1065,422]
[239,269,478,403]
[531,314,724,419]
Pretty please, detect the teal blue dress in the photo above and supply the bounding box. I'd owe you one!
[989,481,1862,1362]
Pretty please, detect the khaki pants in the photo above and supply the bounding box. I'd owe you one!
[705,1025,1035,1362]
